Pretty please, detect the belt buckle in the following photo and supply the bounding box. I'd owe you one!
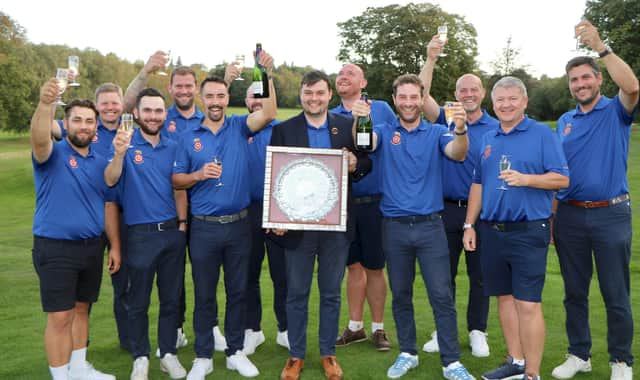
[218,215,233,224]
[583,201,596,209]
[493,223,506,232]
[157,222,165,232]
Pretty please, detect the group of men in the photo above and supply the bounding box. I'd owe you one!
[29,19,637,380]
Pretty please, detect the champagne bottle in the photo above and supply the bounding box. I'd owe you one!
[252,43,270,99]
[355,91,373,151]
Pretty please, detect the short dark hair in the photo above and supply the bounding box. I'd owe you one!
[136,87,165,109]
[392,74,424,96]
[300,70,331,90]
[565,56,601,75]
[200,76,228,93]
[94,83,123,102]
[171,66,197,85]
[63,99,98,120]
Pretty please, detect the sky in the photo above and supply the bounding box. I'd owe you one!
[1,0,588,79]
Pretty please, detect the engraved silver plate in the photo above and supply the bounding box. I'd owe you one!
[273,157,338,222]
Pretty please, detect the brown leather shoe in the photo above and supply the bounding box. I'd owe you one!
[321,355,344,380]
[372,329,392,351]
[281,357,304,380]
[335,327,367,346]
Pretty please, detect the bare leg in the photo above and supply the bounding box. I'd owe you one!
[515,299,545,376]
[365,268,387,324]
[497,295,524,359]
[45,309,75,366]
[346,263,366,322]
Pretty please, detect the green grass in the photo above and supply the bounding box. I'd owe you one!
[1,121,638,379]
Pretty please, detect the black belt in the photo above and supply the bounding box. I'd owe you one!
[566,193,630,208]
[481,219,548,232]
[193,209,248,224]
[128,219,178,232]
[445,199,468,207]
[388,213,441,224]
[354,194,382,205]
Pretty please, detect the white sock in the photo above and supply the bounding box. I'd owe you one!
[69,348,87,369]
[371,322,384,334]
[513,358,525,366]
[445,361,462,370]
[348,320,363,332]
[49,363,69,380]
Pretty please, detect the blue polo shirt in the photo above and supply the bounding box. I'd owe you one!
[174,114,252,216]
[556,95,637,201]
[162,105,205,141]
[374,118,453,217]
[110,130,178,225]
[331,100,396,197]
[306,118,332,149]
[32,139,108,239]
[472,116,569,222]
[57,119,118,158]
[248,120,279,202]
[437,109,499,200]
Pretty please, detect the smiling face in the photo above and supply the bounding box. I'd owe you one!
[134,95,166,136]
[492,85,528,126]
[335,63,367,98]
[169,73,197,111]
[455,74,485,114]
[393,82,423,125]
[568,63,603,107]
[65,106,97,148]
[200,81,229,123]
[300,80,332,118]
[95,91,123,126]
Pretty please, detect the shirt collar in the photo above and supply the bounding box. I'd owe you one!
[168,105,205,120]
[574,95,611,115]
[495,116,531,136]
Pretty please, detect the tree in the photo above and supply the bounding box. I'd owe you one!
[337,2,478,104]
[584,0,640,98]
[489,35,529,76]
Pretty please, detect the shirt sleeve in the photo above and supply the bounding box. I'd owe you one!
[172,133,190,174]
[542,129,570,177]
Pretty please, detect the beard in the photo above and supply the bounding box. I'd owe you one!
[206,106,224,122]
[68,130,95,148]
[398,108,421,124]
[137,118,163,136]
[175,97,194,111]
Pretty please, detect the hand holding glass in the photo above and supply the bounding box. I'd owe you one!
[234,54,245,81]
[157,50,171,76]
[437,25,448,57]
[121,113,134,148]
[212,156,223,187]
[54,68,69,106]
[444,101,455,126]
[68,56,80,87]
[497,155,511,190]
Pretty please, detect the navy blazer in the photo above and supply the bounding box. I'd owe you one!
[269,112,372,249]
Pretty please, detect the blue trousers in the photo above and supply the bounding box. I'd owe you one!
[442,202,489,332]
[285,231,349,358]
[382,216,460,366]
[126,227,186,359]
[246,201,287,332]
[553,201,634,365]
[110,214,129,349]
[189,217,251,358]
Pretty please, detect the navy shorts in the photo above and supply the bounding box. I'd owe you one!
[32,235,107,312]
[348,198,385,270]
[478,220,550,302]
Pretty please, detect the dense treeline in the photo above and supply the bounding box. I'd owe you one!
[1,0,637,132]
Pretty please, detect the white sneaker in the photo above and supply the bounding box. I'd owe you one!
[551,354,592,379]
[186,358,213,380]
[69,361,116,380]
[469,330,490,357]
[130,356,149,380]
[213,326,228,352]
[610,362,632,380]
[227,350,259,377]
[160,353,187,379]
[276,330,290,349]
[156,327,189,358]
[242,329,266,355]
[422,331,439,353]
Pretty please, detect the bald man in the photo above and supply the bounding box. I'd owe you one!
[331,63,396,352]
[419,35,498,358]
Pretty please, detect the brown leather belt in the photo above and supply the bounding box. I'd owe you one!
[567,193,630,209]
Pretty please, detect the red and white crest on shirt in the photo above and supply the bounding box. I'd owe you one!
[69,156,78,168]
[193,138,203,152]
[248,136,254,144]
[92,133,99,143]
[564,123,572,136]
[483,145,491,159]
[331,127,339,135]
[391,131,401,145]
[168,121,177,133]
[133,150,144,164]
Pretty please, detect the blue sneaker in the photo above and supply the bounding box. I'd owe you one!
[482,356,525,380]
[387,353,419,379]
[443,362,476,380]
[521,375,540,380]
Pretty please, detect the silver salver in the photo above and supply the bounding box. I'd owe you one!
[262,146,348,232]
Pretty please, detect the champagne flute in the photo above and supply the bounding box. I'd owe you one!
[121,113,134,148]
[438,25,448,57]
[157,50,171,76]
[497,154,511,191]
[444,101,455,127]
[573,19,586,52]
[68,56,80,87]
[212,155,224,187]
[234,54,245,81]
[54,68,69,106]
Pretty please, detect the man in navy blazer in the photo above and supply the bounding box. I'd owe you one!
[270,70,370,380]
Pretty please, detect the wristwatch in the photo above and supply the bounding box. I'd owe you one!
[598,45,612,58]
[454,126,468,136]
[463,223,474,230]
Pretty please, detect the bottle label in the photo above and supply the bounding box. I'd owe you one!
[357,132,371,146]
[253,81,264,95]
